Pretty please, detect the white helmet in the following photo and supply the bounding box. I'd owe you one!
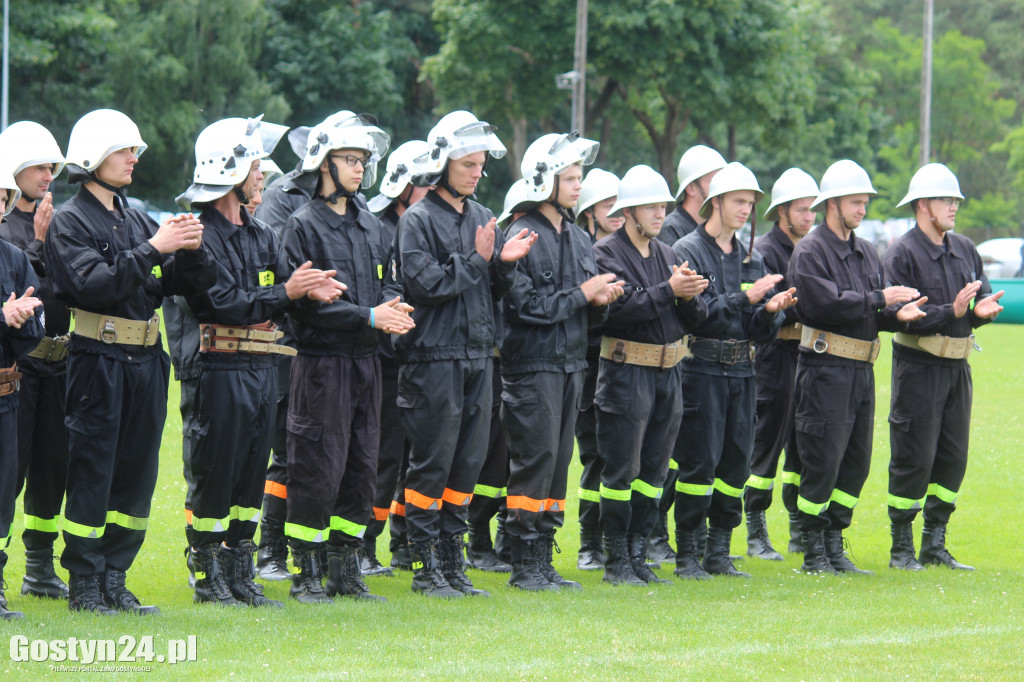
[301,111,390,188]
[897,163,964,208]
[367,140,432,213]
[65,109,147,174]
[764,168,819,220]
[0,168,22,216]
[497,179,535,229]
[811,160,876,209]
[608,165,674,218]
[520,132,599,202]
[700,162,763,219]
[577,168,620,215]
[416,110,506,180]
[0,121,66,179]
[675,144,727,201]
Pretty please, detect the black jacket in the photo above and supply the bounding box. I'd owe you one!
[500,208,605,375]
[0,205,72,338]
[0,239,45,413]
[754,224,800,326]
[656,205,700,246]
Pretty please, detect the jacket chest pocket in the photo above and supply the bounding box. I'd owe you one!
[530,258,557,293]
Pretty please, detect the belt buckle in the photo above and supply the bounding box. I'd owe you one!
[611,341,626,364]
[869,338,881,362]
[99,319,118,344]
[200,325,214,351]
[812,332,828,354]
[720,339,737,365]
[660,343,676,369]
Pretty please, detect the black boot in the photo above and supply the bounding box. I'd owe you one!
[823,530,873,575]
[185,546,196,588]
[695,521,707,561]
[703,527,750,578]
[629,535,671,584]
[389,527,412,570]
[438,535,489,597]
[601,535,645,586]
[508,536,558,592]
[290,546,333,604]
[494,510,511,565]
[101,569,160,614]
[647,512,676,565]
[577,528,605,570]
[889,522,925,571]
[0,552,25,620]
[227,541,284,607]
[538,531,582,590]
[327,545,386,601]
[409,540,462,598]
[746,511,784,561]
[67,573,116,614]
[673,528,711,580]
[800,528,837,574]
[920,522,974,571]
[466,522,512,573]
[788,512,804,554]
[192,545,242,606]
[360,533,394,577]
[21,547,69,599]
[255,520,291,581]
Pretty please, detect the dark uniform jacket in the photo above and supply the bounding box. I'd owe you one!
[258,169,371,238]
[377,208,401,376]
[394,190,516,363]
[673,225,784,377]
[882,225,993,364]
[44,186,215,355]
[500,208,606,376]
[0,239,44,413]
[594,227,707,345]
[788,222,894,367]
[281,199,397,357]
[755,224,800,327]
[656,205,700,245]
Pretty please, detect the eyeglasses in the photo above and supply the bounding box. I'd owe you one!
[933,197,962,208]
[330,154,371,169]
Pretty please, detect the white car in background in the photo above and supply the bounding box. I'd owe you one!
[977,238,1023,279]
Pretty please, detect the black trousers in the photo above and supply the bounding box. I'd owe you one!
[286,355,381,549]
[400,358,491,544]
[180,377,198,514]
[502,371,583,539]
[794,361,874,532]
[186,357,277,548]
[61,346,169,576]
[596,360,681,538]
[744,342,801,514]
[261,354,290,529]
[15,359,69,550]
[1,408,18,548]
[468,360,508,532]
[674,371,755,531]
[369,365,408,541]
[575,343,602,536]
[888,355,972,525]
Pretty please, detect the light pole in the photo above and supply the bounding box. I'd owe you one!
[919,0,933,167]
[556,0,588,134]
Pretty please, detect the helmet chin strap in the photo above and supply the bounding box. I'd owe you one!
[233,185,250,205]
[545,175,576,223]
[318,156,356,204]
[439,166,469,203]
[89,172,128,207]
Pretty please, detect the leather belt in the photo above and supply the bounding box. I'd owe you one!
[800,325,880,364]
[894,332,974,360]
[776,323,802,342]
[73,310,161,347]
[27,335,70,362]
[200,323,297,357]
[690,337,754,365]
[0,366,22,397]
[600,336,692,369]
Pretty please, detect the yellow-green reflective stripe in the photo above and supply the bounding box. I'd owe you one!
[745,474,774,491]
[927,483,958,504]
[829,489,859,509]
[330,516,367,539]
[888,493,924,510]
[797,495,828,516]
[190,515,229,533]
[631,478,662,500]
[63,518,105,539]
[285,522,325,543]
[151,265,162,279]
[714,478,744,498]
[578,487,601,503]
[667,459,679,471]
[24,514,59,533]
[676,481,712,496]
[599,484,631,501]
[230,506,261,524]
[474,483,503,499]
[106,511,148,531]
[499,487,508,496]
[781,471,801,486]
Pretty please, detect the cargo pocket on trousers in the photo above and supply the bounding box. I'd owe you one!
[287,413,324,442]
[888,412,912,432]
[795,417,825,439]
[396,391,428,410]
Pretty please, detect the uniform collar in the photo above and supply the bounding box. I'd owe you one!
[696,222,741,255]
[767,223,795,254]
[817,221,857,259]
[312,197,363,230]
[911,223,956,261]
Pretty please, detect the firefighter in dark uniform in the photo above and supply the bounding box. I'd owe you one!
[44,109,216,613]
[501,133,623,592]
[672,163,795,579]
[657,145,727,246]
[743,168,819,560]
[364,139,431,574]
[395,110,536,598]
[281,111,411,604]
[0,121,71,600]
[573,168,622,571]
[593,165,708,586]
[883,163,1003,571]
[787,159,925,574]
[0,171,45,620]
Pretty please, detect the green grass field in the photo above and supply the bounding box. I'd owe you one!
[4,325,1024,680]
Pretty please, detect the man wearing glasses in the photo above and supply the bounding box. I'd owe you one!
[882,163,1003,571]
